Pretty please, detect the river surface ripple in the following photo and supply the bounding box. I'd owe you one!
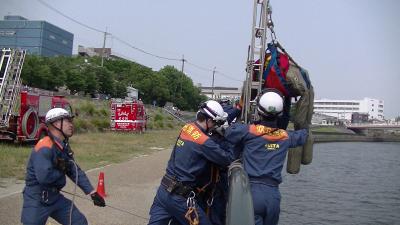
[279,142,400,225]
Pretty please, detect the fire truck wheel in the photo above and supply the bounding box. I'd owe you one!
[22,107,39,139]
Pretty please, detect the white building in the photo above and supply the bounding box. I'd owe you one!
[314,98,384,120]
[199,86,241,100]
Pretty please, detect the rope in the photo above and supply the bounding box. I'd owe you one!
[185,192,199,225]
[69,160,78,225]
[60,190,150,221]
[62,142,148,222]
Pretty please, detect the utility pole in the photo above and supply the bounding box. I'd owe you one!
[211,67,216,99]
[181,55,185,73]
[101,29,107,67]
[179,55,185,94]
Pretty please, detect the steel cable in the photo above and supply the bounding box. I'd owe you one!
[61,190,150,221]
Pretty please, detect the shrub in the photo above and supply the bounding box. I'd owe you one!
[156,121,164,128]
[74,118,92,132]
[99,108,109,117]
[147,122,154,130]
[154,113,163,122]
[79,102,96,116]
[91,118,110,131]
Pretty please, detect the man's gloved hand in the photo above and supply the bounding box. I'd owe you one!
[91,192,106,207]
[215,125,226,136]
[235,99,243,110]
[55,158,70,174]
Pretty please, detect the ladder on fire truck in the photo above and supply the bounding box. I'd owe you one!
[0,48,26,128]
[242,0,274,123]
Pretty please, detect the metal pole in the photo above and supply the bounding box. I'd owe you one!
[181,55,185,73]
[211,67,216,99]
[101,30,107,67]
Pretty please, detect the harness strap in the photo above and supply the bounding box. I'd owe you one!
[263,43,292,97]
[185,206,199,225]
[196,165,219,194]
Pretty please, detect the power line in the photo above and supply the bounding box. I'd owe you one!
[35,0,244,84]
[186,61,243,83]
[216,71,244,82]
[111,51,137,62]
[36,0,105,34]
[112,35,181,61]
[186,60,213,72]
[36,0,182,62]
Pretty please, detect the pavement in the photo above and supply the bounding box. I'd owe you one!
[0,148,172,225]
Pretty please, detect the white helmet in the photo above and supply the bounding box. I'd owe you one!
[219,98,231,106]
[257,90,284,116]
[45,108,73,124]
[199,100,227,125]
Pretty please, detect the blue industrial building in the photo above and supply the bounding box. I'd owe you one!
[0,15,73,56]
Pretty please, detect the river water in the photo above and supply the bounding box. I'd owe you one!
[279,142,400,225]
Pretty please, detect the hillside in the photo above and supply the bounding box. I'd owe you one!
[21,55,208,111]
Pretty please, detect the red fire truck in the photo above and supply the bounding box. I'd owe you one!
[0,89,72,142]
[110,99,147,132]
[0,48,72,143]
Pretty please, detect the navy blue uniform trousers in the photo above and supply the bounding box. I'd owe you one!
[148,187,212,225]
[21,187,87,225]
[251,183,281,225]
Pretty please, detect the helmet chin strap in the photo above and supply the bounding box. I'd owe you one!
[205,118,210,132]
[206,118,219,135]
[52,118,68,140]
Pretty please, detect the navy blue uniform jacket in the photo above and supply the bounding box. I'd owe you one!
[25,135,94,197]
[165,122,234,187]
[225,123,307,184]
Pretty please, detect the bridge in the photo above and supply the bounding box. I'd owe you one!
[346,123,400,135]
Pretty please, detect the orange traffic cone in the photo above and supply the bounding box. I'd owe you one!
[96,172,107,198]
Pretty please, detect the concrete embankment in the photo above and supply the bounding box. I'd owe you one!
[313,132,400,143]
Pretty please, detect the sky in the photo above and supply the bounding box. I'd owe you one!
[0,0,399,118]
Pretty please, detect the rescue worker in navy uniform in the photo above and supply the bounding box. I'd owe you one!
[224,89,308,225]
[21,108,106,225]
[219,98,241,125]
[148,100,235,225]
[205,131,233,225]
[203,99,241,225]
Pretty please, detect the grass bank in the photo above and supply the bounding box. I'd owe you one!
[68,97,187,132]
[1,95,189,180]
[0,129,179,179]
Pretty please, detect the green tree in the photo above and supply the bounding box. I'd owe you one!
[20,55,207,109]
[21,55,42,87]
[65,69,86,94]
[158,66,181,102]
[22,62,54,90]
[95,66,115,95]
[48,57,67,89]
[83,67,98,96]
[113,81,127,98]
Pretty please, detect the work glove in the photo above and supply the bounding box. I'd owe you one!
[91,192,106,207]
[214,125,226,136]
[55,158,71,174]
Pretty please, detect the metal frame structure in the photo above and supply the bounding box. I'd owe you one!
[242,0,271,123]
[0,48,26,127]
